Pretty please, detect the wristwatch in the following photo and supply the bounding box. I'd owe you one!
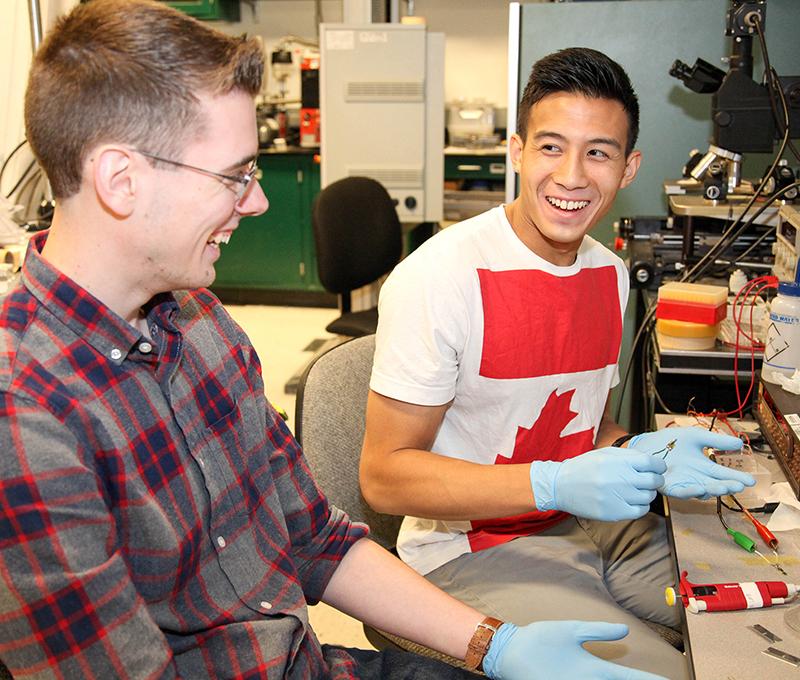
[611,433,637,448]
[464,616,503,671]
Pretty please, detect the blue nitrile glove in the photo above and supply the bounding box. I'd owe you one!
[530,448,666,521]
[627,427,755,499]
[482,620,667,680]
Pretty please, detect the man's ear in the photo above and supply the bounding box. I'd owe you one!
[619,150,642,189]
[508,133,524,173]
[90,146,138,217]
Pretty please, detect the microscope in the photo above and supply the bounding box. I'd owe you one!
[622,1,800,290]
[670,0,799,199]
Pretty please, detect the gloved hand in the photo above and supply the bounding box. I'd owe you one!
[482,620,667,680]
[627,427,755,499]
[530,448,666,521]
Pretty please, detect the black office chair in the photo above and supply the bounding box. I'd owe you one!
[312,177,402,337]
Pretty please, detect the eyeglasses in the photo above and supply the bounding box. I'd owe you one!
[135,150,261,201]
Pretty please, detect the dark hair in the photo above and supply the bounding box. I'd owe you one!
[516,47,639,155]
[25,0,265,199]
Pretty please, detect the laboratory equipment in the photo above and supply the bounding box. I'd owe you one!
[320,22,444,222]
[666,570,799,613]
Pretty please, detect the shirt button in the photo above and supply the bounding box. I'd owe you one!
[260,601,272,610]
[138,341,153,354]
[110,348,122,360]
[216,536,226,548]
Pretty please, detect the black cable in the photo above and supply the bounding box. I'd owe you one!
[734,218,778,263]
[717,497,729,530]
[617,16,795,423]
[688,180,799,283]
[683,18,794,284]
[18,170,44,222]
[0,139,28,192]
[754,18,800,164]
[614,293,657,422]
[682,90,790,283]
[4,160,37,200]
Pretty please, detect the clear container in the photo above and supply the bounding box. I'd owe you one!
[763,280,800,383]
[446,99,495,146]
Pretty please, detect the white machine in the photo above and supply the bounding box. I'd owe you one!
[320,23,444,223]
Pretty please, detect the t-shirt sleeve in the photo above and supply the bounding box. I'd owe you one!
[370,248,470,406]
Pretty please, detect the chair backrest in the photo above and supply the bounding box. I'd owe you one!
[295,335,403,549]
[312,177,403,295]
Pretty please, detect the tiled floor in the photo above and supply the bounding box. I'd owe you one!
[225,303,375,651]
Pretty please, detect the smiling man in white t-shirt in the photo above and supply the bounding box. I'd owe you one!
[361,47,754,680]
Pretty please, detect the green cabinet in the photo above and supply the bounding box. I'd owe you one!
[164,0,240,21]
[212,152,324,300]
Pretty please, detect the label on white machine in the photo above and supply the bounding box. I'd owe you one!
[326,30,355,51]
[740,582,765,609]
[359,31,388,44]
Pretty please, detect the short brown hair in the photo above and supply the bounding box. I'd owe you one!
[25,0,264,199]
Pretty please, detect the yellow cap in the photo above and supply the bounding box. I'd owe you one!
[656,318,719,338]
[657,281,727,306]
[665,587,677,607]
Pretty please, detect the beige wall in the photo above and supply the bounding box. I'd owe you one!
[1,0,76,192]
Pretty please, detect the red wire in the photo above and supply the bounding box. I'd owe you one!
[725,276,777,417]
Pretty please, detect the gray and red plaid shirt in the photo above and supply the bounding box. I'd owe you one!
[0,232,368,679]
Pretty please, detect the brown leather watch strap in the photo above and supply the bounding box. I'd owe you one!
[464,616,503,671]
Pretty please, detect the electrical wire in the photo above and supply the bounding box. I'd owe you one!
[4,160,37,201]
[617,15,797,423]
[754,17,800,164]
[0,140,29,195]
[726,276,777,417]
[614,292,657,422]
[683,19,793,285]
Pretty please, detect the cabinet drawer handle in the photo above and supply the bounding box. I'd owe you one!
[456,164,482,172]
[489,163,506,174]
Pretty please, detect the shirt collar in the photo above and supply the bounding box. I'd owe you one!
[22,231,179,365]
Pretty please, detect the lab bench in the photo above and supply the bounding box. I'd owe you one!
[655,413,800,680]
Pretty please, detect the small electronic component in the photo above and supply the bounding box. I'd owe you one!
[665,570,799,614]
[750,623,782,643]
[763,647,800,667]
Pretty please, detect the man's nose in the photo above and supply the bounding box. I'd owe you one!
[552,151,589,189]
[237,180,269,216]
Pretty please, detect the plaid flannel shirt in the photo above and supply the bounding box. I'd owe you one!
[0,232,368,679]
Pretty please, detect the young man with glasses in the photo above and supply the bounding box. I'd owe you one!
[0,2,671,678]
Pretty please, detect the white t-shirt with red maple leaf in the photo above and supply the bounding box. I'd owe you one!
[370,205,630,575]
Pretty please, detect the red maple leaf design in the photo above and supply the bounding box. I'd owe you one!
[468,389,596,552]
[496,389,595,466]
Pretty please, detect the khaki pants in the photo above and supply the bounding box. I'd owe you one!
[425,514,689,680]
